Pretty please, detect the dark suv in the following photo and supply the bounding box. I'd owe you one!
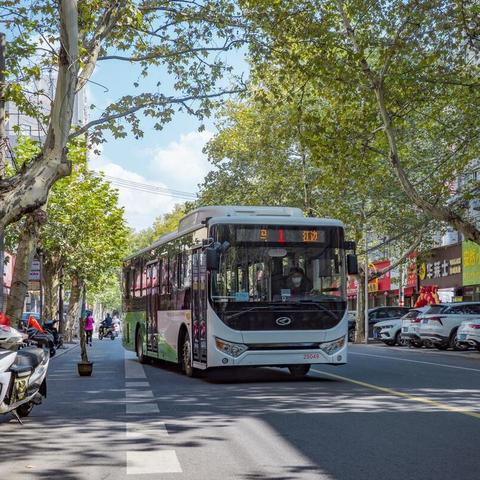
[348,306,411,341]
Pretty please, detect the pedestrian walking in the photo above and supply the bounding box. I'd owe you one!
[84,312,94,347]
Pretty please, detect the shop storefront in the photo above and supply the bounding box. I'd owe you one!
[367,259,392,307]
[462,241,480,301]
[418,244,463,303]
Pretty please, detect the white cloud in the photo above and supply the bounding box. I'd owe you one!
[147,130,214,191]
[89,150,177,231]
[88,129,215,231]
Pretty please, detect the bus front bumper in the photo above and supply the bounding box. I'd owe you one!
[210,336,348,367]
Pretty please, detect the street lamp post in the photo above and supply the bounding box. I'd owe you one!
[364,228,369,344]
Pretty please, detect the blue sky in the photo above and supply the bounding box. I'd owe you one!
[88,49,248,231]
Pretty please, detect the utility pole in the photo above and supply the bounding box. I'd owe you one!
[0,32,6,313]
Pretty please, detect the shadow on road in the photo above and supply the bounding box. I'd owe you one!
[1,339,480,480]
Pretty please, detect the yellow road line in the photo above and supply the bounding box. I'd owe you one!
[312,368,480,420]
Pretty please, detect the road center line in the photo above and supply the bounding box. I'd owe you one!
[312,368,480,420]
[350,351,480,373]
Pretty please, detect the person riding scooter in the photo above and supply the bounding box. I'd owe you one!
[98,313,115,340]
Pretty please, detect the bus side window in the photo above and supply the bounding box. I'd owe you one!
[123,269,130,299]
[129,268,135,298]
[135,266,142,298]
[160,257,170,310]
[182,251,192,309]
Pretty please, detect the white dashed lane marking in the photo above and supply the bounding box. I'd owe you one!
[126,402,160,414]
[126,420,169,438]
[125,381,150,387]
[126,389,155,399]
[124,350,182,474]
[124,357,147,378]
[127,450,183,475]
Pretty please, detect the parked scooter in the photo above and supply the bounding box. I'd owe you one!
[0,321,49,422]
[43,319,64,351]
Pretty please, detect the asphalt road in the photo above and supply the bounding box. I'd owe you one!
[1,339,480,480]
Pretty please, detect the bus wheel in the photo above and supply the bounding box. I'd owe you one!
[182,332,194,377]
[136,328,147,364]
[288,365,311,377]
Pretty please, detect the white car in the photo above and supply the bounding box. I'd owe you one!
[457,319,480,351]
[419,302,480,350]
[400,307,430,348]
[375,307,427,346]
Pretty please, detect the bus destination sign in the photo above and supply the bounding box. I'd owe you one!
[236,227,326,244]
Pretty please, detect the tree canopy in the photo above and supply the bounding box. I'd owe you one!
[0,0,244,231]
[237,0,480,243]
[41,141,128,286]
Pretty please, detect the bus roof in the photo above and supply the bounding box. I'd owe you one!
[125,205,344,262]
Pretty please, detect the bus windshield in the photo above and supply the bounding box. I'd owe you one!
[210,224,346,330]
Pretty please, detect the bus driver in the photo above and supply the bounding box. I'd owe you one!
[283,267,312,295]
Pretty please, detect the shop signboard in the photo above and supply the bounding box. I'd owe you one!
[462,241,480,286]
[29,259,41,281]
[418,244,462,288]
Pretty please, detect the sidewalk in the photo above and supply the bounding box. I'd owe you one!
[0,337,130,479]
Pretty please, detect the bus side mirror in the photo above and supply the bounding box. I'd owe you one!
[347,254,359,275]
[206,247,220,271]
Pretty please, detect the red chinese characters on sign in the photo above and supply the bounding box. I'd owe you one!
[347,277,358,297]
[406,253,417,289]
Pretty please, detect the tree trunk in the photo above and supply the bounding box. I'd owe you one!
[65,274,81,342]
[43,257,60,321]
[355,273,367,343]
[6,212,43,328]
[336,1,480,245]
[0,0,78,231]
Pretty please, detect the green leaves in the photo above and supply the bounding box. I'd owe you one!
[41,141,129,287]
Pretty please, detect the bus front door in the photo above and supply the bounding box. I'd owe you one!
[192,251,207,366]
[146,262,158,354]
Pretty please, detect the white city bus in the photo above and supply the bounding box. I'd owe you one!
[122,206,357,377]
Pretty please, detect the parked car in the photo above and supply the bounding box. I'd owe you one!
[374,307,428,346]
[400,306,431,347]
[347,311,356,341]
[419,302,480,350]
[349,306,410,340]
[457,319,480,351]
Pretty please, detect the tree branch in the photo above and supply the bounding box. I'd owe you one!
[98,40,243,62]
[336,0,480,245]
[68,88,243,140]
[368,233,423,282]
[77,1,128,92]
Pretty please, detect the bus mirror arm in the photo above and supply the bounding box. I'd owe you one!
[206,241,231,271]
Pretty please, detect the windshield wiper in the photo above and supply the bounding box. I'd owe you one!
[281,300,340,320]
[225,306,274,320]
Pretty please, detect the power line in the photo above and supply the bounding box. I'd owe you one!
[91,172,198,200]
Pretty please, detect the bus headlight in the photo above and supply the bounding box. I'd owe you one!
[319,336,346,355]
[215,337,248,358]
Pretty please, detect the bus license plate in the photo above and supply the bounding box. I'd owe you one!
[304,353,320,360]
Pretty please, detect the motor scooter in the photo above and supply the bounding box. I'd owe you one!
[99,324,116,340]
[0,322,49,422]
[43,319,64,352]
